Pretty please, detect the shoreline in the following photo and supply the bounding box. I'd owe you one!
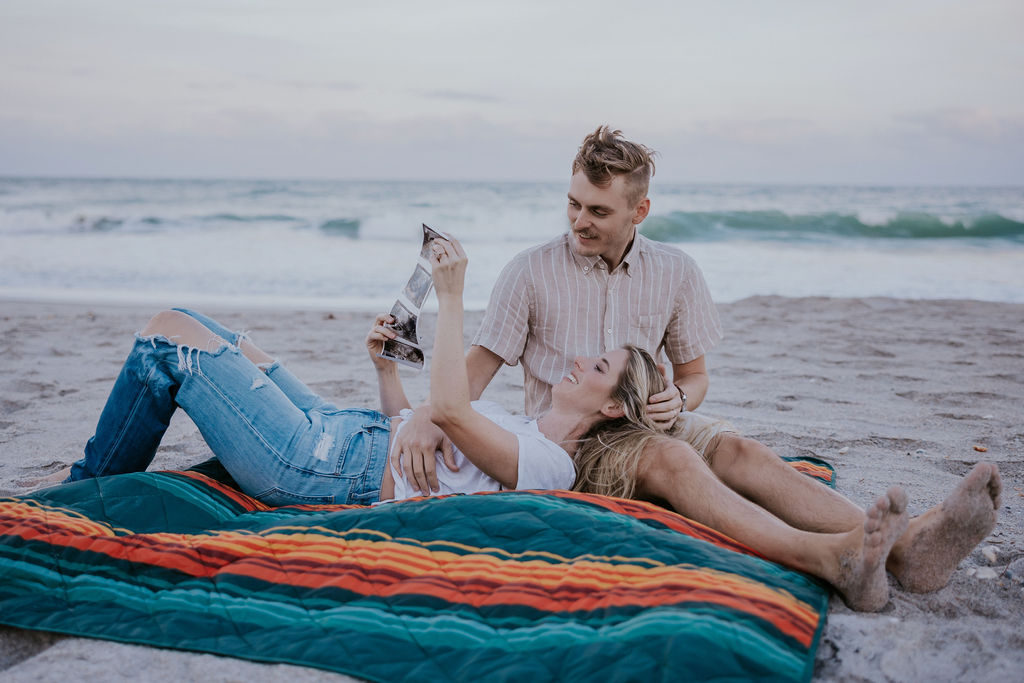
[3,290,1024,313]
[1,296,1022,680]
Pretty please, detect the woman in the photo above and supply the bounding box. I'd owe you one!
[59,237,664,506]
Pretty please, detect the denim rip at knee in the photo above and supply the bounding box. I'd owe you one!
[71,314,390,506]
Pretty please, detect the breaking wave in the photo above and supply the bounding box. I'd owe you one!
[641,211,1024,242]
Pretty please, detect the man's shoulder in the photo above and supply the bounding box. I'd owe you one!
[635,233,700,268]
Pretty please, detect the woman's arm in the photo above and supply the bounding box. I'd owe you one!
[365,314,413,416]
[427,239,520,488]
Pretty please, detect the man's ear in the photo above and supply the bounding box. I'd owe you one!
[632,197,651,225]
[600,401,625,419]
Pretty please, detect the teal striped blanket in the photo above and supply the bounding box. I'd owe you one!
[0,459,833,681]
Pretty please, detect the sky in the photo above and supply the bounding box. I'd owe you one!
[2,0,1023,184]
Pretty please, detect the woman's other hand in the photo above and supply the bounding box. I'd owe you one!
[366,313,397,370]
[428,238,467,297]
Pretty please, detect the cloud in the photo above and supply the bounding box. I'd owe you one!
[273,79,360,92]
[419,89,503,104]
[0,108,573,181]
[14,64,96,78]
[187,81,239,92]
[685,117,820,146]
[893,107,1024,147]
[2,93,1021,184]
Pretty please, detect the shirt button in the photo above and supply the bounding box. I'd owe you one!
[606,328,612,334]
[583,266,590,272]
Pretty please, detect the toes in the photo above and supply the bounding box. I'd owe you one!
[865,497,885,528]
[968,462,1002,509]
[988,465,1003,507]
[886,486,908,514]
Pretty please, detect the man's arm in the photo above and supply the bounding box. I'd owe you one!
[672,355,710,411]
[466,345,504,400]
[646,355,710,427]
[648,248,721,428]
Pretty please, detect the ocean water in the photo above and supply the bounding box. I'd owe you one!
[1,177,1022,310]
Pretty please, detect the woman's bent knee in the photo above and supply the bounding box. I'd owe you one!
[141,310,193,337]
[141,310,227,351]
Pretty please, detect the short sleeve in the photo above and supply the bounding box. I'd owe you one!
[514,432,576,491]
[662,252,723,364]
[471,255,532,366]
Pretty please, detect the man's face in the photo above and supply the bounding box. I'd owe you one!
[566,172,649,269]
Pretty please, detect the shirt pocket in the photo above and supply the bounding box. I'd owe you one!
[630,312,669,348]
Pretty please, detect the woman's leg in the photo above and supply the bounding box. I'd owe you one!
[163,314,389,505]
[73,310,390,505]
[68,311,220,480]
[171,308,276,367]
[172,307,333,414]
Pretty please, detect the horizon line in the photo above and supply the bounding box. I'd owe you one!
[2,173,1022,190]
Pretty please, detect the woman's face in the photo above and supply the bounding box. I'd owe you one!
[551,348,630,413]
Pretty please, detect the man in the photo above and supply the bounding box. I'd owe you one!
[392,126,1002,606]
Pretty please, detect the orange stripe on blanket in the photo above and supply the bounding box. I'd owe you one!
[221,556,818,646]
[1,502,818,647]
[0,501,118,537]
[786,462,834,482]
[1,504,770,596]
[172,471,271,510]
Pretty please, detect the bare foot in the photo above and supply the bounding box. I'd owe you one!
[20,466,72,491]
[833,486,909,612]
[888,462,1002,593]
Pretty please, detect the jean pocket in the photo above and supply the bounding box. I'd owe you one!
[334,424,390,478]
[255,486,337,508]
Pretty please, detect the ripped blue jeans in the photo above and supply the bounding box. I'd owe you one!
[69,309,390,506]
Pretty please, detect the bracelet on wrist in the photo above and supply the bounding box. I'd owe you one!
[676,385,687,413]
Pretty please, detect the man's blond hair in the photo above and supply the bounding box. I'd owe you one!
[571,126,657,207]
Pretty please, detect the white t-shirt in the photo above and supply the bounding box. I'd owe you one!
[387,400,575,501]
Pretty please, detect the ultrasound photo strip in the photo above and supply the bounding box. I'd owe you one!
[378,224,452,369]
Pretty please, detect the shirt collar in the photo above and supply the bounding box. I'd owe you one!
[566,230,644,277]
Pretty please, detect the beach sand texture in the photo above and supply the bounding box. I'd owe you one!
[1,296,1022,681]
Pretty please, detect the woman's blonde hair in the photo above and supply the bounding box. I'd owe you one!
[571,344,669,499]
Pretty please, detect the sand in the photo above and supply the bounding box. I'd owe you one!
[1,296,1022,681]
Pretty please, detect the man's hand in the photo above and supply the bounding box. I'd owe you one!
[646,365,683,430]
[390,405,459,494]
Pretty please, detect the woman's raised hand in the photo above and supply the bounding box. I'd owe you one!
[366,313,397,370]
[428,238,467,297]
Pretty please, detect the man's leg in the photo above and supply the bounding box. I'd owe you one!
[635,438,908,612]
[886,462,1001,592]
[706,434,864,533]
[703,434,1002,592]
